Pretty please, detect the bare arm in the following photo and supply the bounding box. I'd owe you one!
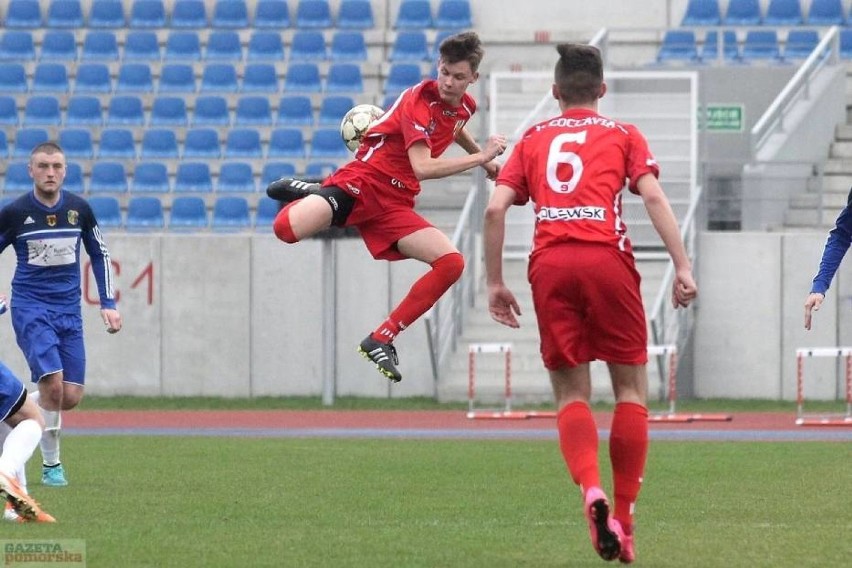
[456,128,502,180]
[636,174,698,307]
[408,134,506,181]
[483,185,522,327]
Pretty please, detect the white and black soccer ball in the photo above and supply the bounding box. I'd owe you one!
[340,104,384,152]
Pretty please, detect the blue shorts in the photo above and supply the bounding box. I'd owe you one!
[11,307,86,386]
[0,361,26,421]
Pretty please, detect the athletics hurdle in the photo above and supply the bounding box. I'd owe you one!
[648,344,732,423]
[795,348,852,426]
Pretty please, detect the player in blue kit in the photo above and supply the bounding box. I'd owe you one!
[0,142,122,487]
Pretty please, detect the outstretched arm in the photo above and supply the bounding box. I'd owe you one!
[484,185,522,328]
[455,127,502,180]
[408,135,506,181]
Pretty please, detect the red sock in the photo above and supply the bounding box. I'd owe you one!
[272,202,298,243]
[556,401,601,492]
[609,402,648,531]
[371,252,464,342]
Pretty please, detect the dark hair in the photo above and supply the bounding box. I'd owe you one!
[439,31,484,72]
[554,43,603,105]
[30,141,64,157]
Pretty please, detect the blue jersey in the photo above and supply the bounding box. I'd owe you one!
[811,187,852,295]
[0,190,116,313]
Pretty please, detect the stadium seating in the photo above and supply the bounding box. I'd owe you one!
[159,63,197,93]
[33,63,70,92]
[305,161,339,177]
[150,97,189,127]
[657,30,699,63]
[318,95,355,126]
[124,31,161,61]
[47,0,84,28]
[165,31,203,61]
[39,30,77,60]
[212,0,249,28]
[235,96,274,126]
[253,0,291,28]
[724,0,762,25]
[13,128,49,158]
[261,162,297,185]
[23,96,62,126]
[391,31,430,62]
[384,63,423,96]
[277,95,315,126]
[326,63,364,93]
[0,64,28,92]
[310,128,349,158]
[64,162,84,192]
[681,0,721,25]
[107,96,145,126]
[206,31,243,60]
[141,129,180,159]
[89,1,128,29]
[183,128,222,158]
[88,196,123,228]
[90,162,129,193]
[254,196,281,229]
[174,162,214,192]
[284,63,322,92]
[702,30,739,62]
[807,0,846,25]
[129,0,167,29]
[98,128,136,159]
[116,63,155,93]
[764,0,804,25]
[73,63,112,93]
[169,196,209,229]
[81,31,120,61]
[268,128,306,158]
[784,30,820,60]
[248,31,286,61]
[212,196,251,231]
[126,196,165,230]
[435,0,472,29]
[741,30,781,62]
[201,63,239,93]
[217,162,256,192]
[396,0,433,29]
[192,95,231,126]
[296,0,333,28]
[0,31,36,61]
[839,28,852,59]
[224,129,263,158]
[66,96,103,126]
[171,0,208,28]
[337,0,374,29]
[58,129,94,159]
[132,162,171,193]
[330,31,368,62]
[242,63,280,93]
[3,162,32,192]
[0,96,18,126]
[0,134,9,159]
[291,31,328,61]
[5,0,43,28]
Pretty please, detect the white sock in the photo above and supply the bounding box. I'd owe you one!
[39,409,61,466]
[0,419,42,477]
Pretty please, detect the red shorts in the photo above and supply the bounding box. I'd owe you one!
[323,163,432,261]
[528,242,648,369]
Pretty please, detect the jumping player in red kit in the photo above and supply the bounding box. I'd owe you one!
[483,44,697,563]
[268,31,507,383]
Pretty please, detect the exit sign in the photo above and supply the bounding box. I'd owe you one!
[704,104,744,132]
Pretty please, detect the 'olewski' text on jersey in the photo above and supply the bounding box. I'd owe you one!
[352,80,476,195]
[497,107,660,257]
[0,191,116,313]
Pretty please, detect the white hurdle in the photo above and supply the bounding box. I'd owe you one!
[795,348,852,427]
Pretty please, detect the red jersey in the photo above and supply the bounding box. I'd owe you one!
[497,108,659,256]
[351,80,476,196]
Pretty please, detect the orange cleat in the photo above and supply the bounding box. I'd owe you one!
[0,472,56,523]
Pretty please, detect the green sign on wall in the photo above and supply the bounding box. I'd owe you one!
[703,104,744,132]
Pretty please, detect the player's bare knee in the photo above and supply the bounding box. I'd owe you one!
[434,252,465,282]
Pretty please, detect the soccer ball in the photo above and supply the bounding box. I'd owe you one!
[340,104,384,152]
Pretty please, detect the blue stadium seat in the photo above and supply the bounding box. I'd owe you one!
[318,95,354,126]
[183,128,221,158]
[284,63,322,92]
[116,63,154,93]
[326,63,363,93]
[124,31,161,61]
[88,1,127,29]
[33,63,70,93]
[0,96,18,126]
[702,30,739,62]
[304,161,338,178]
[254,195,281,229]
[296,0,333,28]
[0,64,27,92]
[248,31,286,61]
[384,63,422,96]
[0,31,36,61]
[3,162,32,191]
[261,162,297,185]
[132,162,170,192]
[235,95,273,125]
[217,162,256,192]
[88,196,123,228]
[81,31,119,61]
[382,93,399,111]
[841,29,852,59]
[330,31,368,62]
[47,0,84,28]
[5,0,42,28]
[396,0,432,29]
[764,0,803,25]
[724,0,762,25]
[242,63,279,93]
[97,128,137,159]
[169,196,208,230]
[73,63,112,93]
[277,95,314,126]
[337,0,374,29]
[290,31,327,61]
[741,30,781,62]
[66,96,103,126]
[435,0,471,29]
[656,30,699,63]
[310,128,348,158]
[13,128,48,158]
[90,161,129,193]
[129,0,166,28]
[432,30,456,60]
[212,0,249,28]
[126,196,165,230]
[784,30,820,60]
[63,162,83,192]
[391,31,430,62]
[192,95,230,126]
[205,31,243,61]
[106,95,145,126]
[201,63,239,92]
[39,30,77,60]
[23,95,61,126]
[268,128,305,158]
[174,162,213,192]
[807,0,846,25]
[254,0,291,29]
[141,129,179,159]
[0,131,8,159]
[225,128,263,158]
[165,31,203,61]
[212,196,251,230]
[58,129,94,159]
[171,0,207,28]
[158,63,197,93]
[150,96,189,126]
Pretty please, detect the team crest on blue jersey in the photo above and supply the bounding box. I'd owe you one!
[46,214,56,227]
[67,210,79,225]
